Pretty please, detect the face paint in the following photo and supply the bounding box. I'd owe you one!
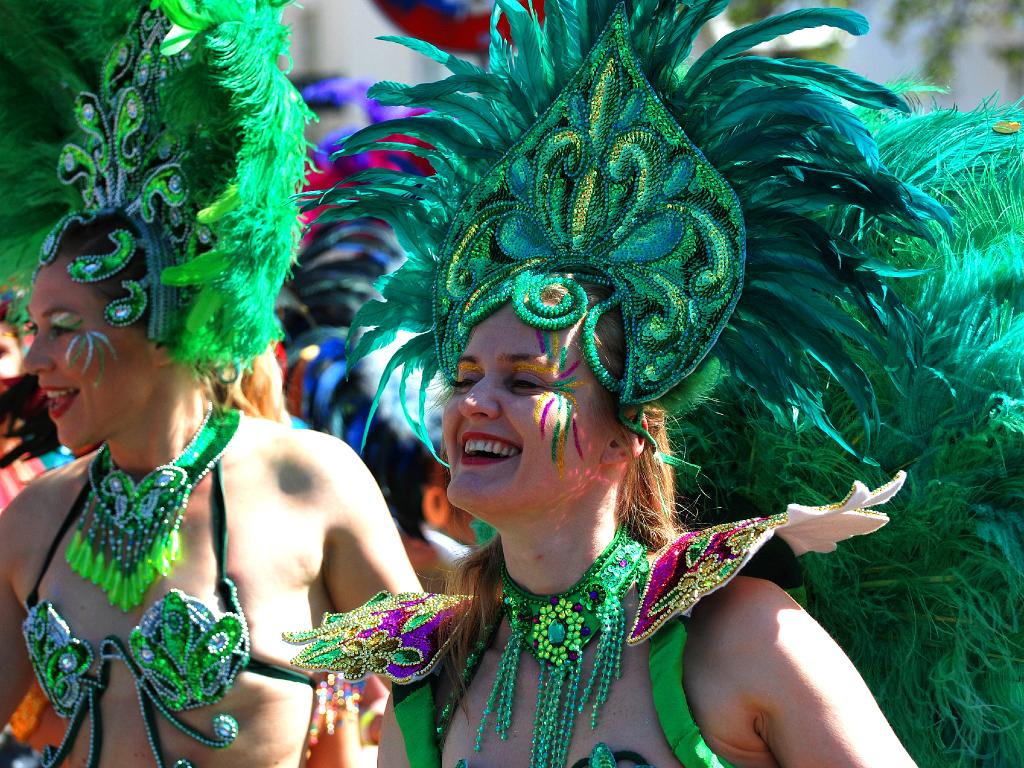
[513,331,584,477]
[456,361,484,382]
[62,310,117,384]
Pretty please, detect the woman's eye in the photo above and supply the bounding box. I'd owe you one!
[512,378,542,390]
[452,379,474,390]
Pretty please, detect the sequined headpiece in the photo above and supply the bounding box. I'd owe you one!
[0,0,311,369]
[311,0,949,452]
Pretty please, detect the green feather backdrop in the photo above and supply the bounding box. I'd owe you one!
[674,102,1024,767]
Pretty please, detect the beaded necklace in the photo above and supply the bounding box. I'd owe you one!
[469,528,648,768]
[65,407,240,611]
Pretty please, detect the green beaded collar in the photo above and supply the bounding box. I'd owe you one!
[474,528,648,768]
[65,407,240,611]
[501,527,647,667]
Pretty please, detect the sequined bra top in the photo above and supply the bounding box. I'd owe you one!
[21,463,311,768]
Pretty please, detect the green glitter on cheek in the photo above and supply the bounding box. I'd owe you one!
[524,332,584,477]
[66,330,117,385]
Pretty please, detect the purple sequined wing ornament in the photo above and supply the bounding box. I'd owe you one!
[627,473,904,643]
[627,515,789,644]
[284,592,469,683]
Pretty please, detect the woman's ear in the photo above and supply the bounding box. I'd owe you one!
[601,410,646,465]
[149,341,175,368]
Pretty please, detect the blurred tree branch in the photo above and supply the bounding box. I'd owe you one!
[887,0,1024,84]
[723,0,1024,87]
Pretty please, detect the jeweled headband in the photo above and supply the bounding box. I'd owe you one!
[0,0,311,369]
[308,0,949,453]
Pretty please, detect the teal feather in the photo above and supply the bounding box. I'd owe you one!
[687,57,909,113]
[675,103,1024,766]
[376,35,487,77]
[311,0,948,464]
[684,8,870,88]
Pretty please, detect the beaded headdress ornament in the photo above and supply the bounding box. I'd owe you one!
[0,0,312,370]
[312,0,948,453]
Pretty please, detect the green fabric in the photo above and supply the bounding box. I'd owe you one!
[648,619,735,768]
[394,677,443,768]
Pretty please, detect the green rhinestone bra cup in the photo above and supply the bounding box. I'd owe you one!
[64,407,239,611]
[21,453,252,768]
[22,588,249,768]
[463,528,649,768]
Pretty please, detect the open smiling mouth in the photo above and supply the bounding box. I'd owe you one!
[44,387,79,419]
[462,437,522,464]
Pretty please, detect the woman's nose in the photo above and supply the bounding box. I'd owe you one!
[23,336,53,375]
[458,379,501,419]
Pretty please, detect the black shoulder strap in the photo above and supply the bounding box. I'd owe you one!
[26,481,91,607]
[210,462,229,585]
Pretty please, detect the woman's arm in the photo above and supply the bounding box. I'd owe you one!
[376,698,412,768]
[0,495,40,724]
[686,576,916,768]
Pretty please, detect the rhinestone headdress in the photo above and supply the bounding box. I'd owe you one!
[309,0,950,452]
[0,0,312,369]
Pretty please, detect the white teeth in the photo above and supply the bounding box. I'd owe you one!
[45,388,77,399]
[464,439,521,457]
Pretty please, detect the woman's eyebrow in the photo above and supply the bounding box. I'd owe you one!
[26,305,80,321]
[458,353,547,365]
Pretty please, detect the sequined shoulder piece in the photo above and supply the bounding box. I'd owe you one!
[627,472,905,644]
[627,514,788,644]
[284,592,470,684]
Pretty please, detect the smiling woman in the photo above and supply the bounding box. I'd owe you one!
[283,2,951,767]
[0,2,419,767]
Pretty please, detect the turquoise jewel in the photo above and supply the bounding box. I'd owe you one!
[547,621,566,645]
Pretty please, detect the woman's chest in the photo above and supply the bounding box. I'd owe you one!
[441,635,684,768]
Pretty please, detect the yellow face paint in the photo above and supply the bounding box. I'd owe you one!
[515,331,584,478]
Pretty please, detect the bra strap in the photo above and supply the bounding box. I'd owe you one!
[210,462,230,587]
[26,482,91,607]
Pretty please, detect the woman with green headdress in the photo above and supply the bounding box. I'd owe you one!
[283,1,954,766]
[0,1,418,766]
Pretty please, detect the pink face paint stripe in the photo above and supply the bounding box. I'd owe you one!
[540,397,554,437]
[536,330,548,355]
[572,418,582,458]
[557,360,580,380]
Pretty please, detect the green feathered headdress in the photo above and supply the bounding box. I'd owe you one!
[312,0,949,453]
[0,0,312,369]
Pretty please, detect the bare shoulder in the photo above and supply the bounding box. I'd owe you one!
[686,575,859,706]
[0,454,90,594]
[225,417,376,507]
[687,575,798,653]
[684,576,915,768]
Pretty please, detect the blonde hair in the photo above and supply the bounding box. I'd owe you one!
[207,345,289,423]
[443,282,682,697]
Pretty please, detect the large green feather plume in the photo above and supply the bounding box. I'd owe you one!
[0,0,311,369]
[674,101,1024,766]
[312,0,949,456]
